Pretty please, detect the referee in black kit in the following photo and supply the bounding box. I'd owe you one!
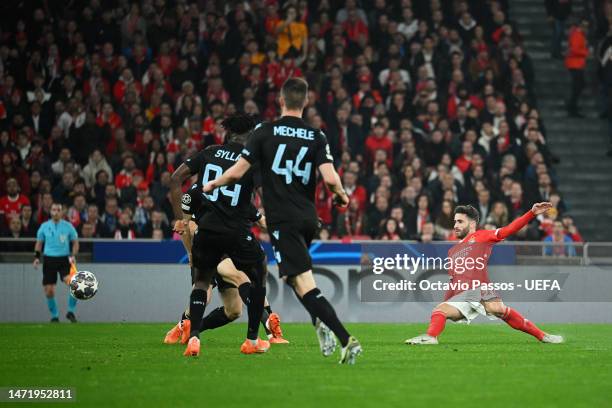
[33,202,79,323]
[203,77,362,364]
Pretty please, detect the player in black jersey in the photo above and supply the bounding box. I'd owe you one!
[162,182,288,345]
[170,113,270,356]
[203,78,362,364]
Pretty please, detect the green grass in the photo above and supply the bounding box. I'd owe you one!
[1,323,611,407]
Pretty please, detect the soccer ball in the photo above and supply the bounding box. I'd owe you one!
[69,271,99,300]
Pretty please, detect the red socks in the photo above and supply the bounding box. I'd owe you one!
[502,307,545,341]
[426,311,447,337]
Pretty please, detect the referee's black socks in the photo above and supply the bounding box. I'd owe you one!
[189,288,207,338]
[301,288,350,347]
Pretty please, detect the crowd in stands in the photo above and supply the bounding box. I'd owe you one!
[0,0,583,251]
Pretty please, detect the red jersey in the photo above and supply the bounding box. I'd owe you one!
[0,194,30,222]
[444,210,535,300]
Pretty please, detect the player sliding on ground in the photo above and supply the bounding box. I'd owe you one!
[203,77,362,364]
[170,113,272,356]
[163,183,288,345]
[406,203,564,345]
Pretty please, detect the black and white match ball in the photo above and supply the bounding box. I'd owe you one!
[70,271,99,300]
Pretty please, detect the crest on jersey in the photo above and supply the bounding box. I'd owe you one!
[181,193,191,204]
[468,237,476,243]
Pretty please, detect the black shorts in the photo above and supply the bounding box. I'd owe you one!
[211,273,237,292]
[189,257,237,292]
[42,256,71,285]
[268,219,317,278]
[191,228,265,279]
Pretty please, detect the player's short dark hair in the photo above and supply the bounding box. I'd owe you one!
[281,77,308,110]
[221,112,256,144]
[454,205,480,224]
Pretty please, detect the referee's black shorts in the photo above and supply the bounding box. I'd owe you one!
[42,256,71,285]
[268,218,317,278]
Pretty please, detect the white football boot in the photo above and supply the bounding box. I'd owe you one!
[405,334,439,345]
[315,318,337,356]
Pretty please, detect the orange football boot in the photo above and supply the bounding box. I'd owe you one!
[180,320,191,344]
[240,338,270,354]
[267,313,289,344]
[183,337,200,357]
[163,322,182,344]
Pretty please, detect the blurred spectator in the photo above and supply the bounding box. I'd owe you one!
[561,215,583,242]
[366,195,389,238]
[81,205,109,238]
[419,222,438,243]
[545,0,572,59]
[101,197,120,235]
[141,209,171,239]
[337,199,367,238]
[565,18,589,117]
[435,200,455,239]
[82,150,113,188]
[19,204,38,237]
[0,153,30,196]
[4,216,22,238]
[114,211,136,240]
[0,178,30,226]
[275,5,308,57]
[543,220,577,257]
[379,218,401,240]
[406,194,431,239]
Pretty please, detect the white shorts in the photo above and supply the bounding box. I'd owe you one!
[443,289,499,323]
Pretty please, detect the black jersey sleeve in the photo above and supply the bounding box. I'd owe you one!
[181,184,200,215]
[241,123,266,165]
[184,150,206,174]
[315,130,334,166]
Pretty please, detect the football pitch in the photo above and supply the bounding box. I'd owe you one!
[1,323,611,407]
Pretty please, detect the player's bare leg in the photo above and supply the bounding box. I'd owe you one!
[482,300,564,343]
[406,303,464,344]
[199,287,242,333]
[285,271,362,364]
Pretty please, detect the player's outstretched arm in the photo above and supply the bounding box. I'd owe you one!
[170,164,195,234]
[319,163,349,208]
[496,202,552,240]
[202,157,251,193]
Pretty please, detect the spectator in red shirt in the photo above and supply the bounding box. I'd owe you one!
[565,19,589,117]
[337,199,367,238]
[561,215,583,242]
[343,9,369,43]
[115,155,139,191]
[96,102,123,130]
[315,179,334,226]
[0,178,30,226]
[146,152,175,185]
[342,171,367,211]
[0,152,30,196]
[113,68,142,103]
[455,140,474,173]
[365,122,393,166]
